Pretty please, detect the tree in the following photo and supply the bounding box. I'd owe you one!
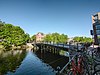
[44,33,52,42]
[31,35,36,41]
[43,32,68,43]
[0,22,30,49]
[73,36,93,43]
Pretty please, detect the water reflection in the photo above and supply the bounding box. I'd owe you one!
[7,50,55,75]
[0,50,56,75]
[0,50,26,75]
[0,49,68,75]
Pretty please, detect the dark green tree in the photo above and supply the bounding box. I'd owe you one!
[73,36,93,43]
[31,35,36,41]
[44,32,68,43]
[0,21,30,49]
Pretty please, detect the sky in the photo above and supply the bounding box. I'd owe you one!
[0,0,100,37]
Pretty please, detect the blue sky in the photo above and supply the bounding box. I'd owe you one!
[0,0,100,37]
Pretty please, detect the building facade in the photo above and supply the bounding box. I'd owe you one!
[36,32,45,42]
[92,12,100,45]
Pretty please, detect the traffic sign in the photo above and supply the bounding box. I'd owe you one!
[90,30,93,35]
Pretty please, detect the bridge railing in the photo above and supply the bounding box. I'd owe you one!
[59,53,78,74]
[36,41,85,51]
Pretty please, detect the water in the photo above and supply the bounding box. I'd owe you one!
[0,49,69,75]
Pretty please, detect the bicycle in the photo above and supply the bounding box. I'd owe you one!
[67,50,90,75]
[93,49,100,62]
[59,45,92,75]
[94,63,100,71]
[92,70,100,75]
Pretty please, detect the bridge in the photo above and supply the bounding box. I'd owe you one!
[35,42,81,55]
[35,42,83,53]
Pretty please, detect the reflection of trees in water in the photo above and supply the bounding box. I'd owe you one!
[0,50,27,75]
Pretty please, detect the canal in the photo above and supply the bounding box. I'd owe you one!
[0,49,69,75]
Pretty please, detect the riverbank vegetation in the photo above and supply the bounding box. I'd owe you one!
[44,33,68,43]
[73,36,93,47]
[73,36,93,43]
[0,20,30,50]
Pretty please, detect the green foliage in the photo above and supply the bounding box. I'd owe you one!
[31,35,36,41]
[44,32,68,43]
[73,36,93,43]
[0,21,30,48]
[44,33,52,42]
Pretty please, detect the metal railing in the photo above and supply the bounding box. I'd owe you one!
[59,53,77,74]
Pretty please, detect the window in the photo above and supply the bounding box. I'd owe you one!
[96,30,100,35]
[96,24,100,30]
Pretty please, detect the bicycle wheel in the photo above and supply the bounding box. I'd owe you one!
[82,54,91,75]
[92,70,100,75]
[93,51,100,62]
[94,64,100,71]
[94,54,100,62]
[82,61,90,75]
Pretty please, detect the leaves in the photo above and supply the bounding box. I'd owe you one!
[31,35,36,41]
[73,36,93,43]
[0,22,30,47]
[44,32,68,43]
